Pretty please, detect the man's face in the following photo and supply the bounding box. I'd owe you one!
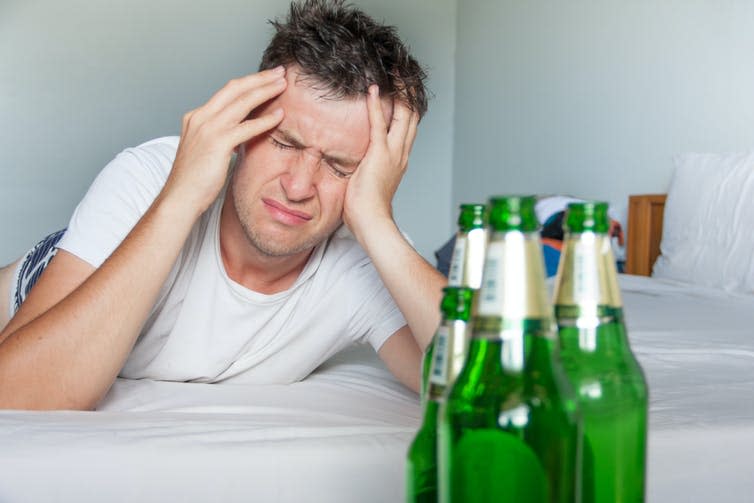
[230,68,376,257]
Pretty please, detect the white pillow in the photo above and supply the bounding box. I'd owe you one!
[652,151,754,293]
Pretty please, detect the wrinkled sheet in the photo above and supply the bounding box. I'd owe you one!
[1,274,753,502]
[621,274,754,502]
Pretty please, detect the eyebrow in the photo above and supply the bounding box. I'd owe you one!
[274,128,360,170]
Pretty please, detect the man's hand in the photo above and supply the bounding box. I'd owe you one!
[164,66,288,214]
[343,85,420,237]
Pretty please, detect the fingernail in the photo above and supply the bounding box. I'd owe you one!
[369,84,379,96]
[273,65,285,74]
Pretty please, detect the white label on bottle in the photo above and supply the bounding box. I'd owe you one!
[429,325,450,385]
[448,235,466,286]
[465,228,487,289]
[574,236,598,302]
[478,241,505,315]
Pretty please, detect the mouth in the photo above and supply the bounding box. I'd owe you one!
[262,198,313,225]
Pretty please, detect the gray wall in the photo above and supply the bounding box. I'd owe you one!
[454,0,754,229]
[0,0,456,264]
[6,0,754,267]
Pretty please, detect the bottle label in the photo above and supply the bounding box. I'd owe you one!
[477,234,551,320]
[465,228,487,289]
[448,235,467,286]
[429,325,450,385]
[574,238,599,301]
[554,234,624,308]
[478,241,505,315]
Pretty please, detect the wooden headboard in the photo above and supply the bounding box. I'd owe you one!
[625,194,667,276]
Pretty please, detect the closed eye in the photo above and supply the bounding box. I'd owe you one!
[270,133,354,179]
[327,162,351,179]
[270,137,296,151]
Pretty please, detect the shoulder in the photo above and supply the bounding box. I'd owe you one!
[117,136,179,174]
[89,136,180,193]
[322,226,370,267]
[75,136,177,198]
[126,136,180,156]
[319,225,418,277]
[315,227,393,298]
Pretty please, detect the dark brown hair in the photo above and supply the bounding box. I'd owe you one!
[260,0,429,117]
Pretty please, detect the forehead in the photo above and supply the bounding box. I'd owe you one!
[257,67,393,159]
[267,69,372,157]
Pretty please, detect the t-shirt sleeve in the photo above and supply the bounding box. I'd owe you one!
[57,137,179,267]
[347,258,408,351]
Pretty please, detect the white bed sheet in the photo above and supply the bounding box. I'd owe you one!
[620,274,754,502]
[1,274,753,502]
[0,347,420,503]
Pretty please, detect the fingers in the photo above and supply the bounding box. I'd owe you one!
[387,100,420,169]
[366,85,420,175]
[228,108,284,148]
[366,85,388,146]
[386,100,412,153]
[201,66,286,118]
[368,86,419,164]
[216,76,287,126]
[401,110,420,167]
[181,67,288,150]
[383,97,419,171]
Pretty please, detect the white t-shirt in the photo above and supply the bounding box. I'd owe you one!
[57,137,407,384]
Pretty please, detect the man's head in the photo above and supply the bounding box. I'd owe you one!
[259,0,428,118]
[228,0,426,262]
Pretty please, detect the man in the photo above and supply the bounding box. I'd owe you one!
[0,0,445,410]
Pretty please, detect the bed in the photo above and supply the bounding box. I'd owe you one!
[2,152,754,502]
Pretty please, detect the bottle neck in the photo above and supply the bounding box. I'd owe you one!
[553,232,622,315]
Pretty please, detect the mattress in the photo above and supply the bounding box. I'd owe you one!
[620,274,754,502]
[1,274,753,502]
[0,346,420,503]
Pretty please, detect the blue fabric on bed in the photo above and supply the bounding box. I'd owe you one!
[13,229,66,315]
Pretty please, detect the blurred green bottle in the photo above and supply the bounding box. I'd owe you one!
[421,204,487,400]
[553,202,648,503]
[407,286,475,503]
[439,195,581,503]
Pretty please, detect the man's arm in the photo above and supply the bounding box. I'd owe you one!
[344,85,446,387]
[0,68,288,410]
[353,215,446,352]
[378,326,422,393]
[0,198,202,410]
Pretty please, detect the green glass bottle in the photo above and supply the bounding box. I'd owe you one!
[439,195,581,503]
[407,286,475,503]
[553,202,648,503]
[421,204,487,400]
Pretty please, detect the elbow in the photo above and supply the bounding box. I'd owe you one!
[0,382,98,411]
[0,352,102,411]
[0,394,97,411]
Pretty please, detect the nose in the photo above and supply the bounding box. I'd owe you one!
[280,151,319,202]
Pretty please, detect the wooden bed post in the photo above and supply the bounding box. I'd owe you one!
[625,194,667,276]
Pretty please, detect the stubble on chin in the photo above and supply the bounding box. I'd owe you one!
[243,220,323,257]
[231,185,331,258]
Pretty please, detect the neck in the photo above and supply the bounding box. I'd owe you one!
[219,193,313,294]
